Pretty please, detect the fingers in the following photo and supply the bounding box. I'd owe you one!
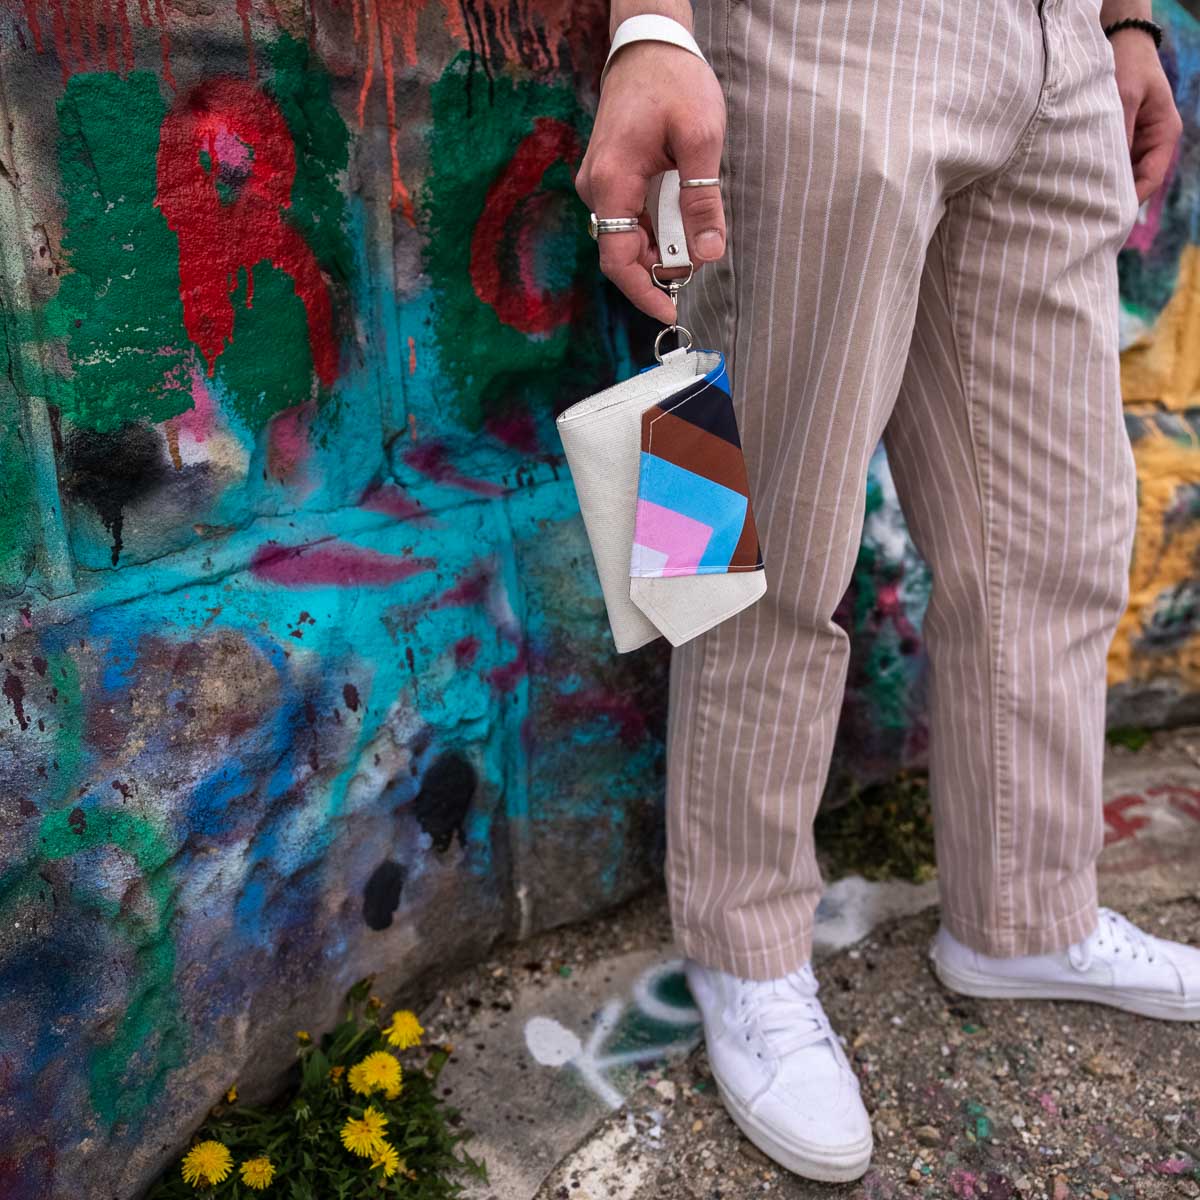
[1130,95,1182,203]
[577,155,677,323]
[1133,142,1169,203]
[669,121,726,263]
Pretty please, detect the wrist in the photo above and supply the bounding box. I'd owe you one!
[1100,0,1152,25]
[610,1,693,38]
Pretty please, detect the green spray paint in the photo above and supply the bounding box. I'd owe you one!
[49,72,191,433]
[0,352,38,586]
[38,805,182,1127]
[423,55,606,430]
[48,41,352,436]
[263,36,354,290]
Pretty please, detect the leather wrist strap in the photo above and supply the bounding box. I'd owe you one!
[600,14,708,91]
[646,170,689,270]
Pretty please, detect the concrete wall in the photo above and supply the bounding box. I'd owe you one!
[0,2,1196,1196]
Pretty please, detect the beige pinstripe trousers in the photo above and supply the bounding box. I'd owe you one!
[669,0,1142,979]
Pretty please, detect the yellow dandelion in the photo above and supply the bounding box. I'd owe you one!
[341,1106,388,1157]
[383,1010,424,1049]
[239,1156,276,1190]
[296,1030,311,1044]
[348,1050,402,1097]
[383,1084,401,1101]
[368,993,383,1011]
[329,1065,346,1081]
[369,1141,402,1178]
[225,1084,238,1103]
[181,1140,233,1187]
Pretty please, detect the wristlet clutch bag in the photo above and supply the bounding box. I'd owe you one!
[557,172,767,653]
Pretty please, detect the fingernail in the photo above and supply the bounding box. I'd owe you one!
[696,229,724,259]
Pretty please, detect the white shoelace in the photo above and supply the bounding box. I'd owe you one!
[1069,907,1157,971]
[736,966,849,1066]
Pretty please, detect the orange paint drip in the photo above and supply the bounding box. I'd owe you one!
[440,0,467,47]
[64,0,82,70]
[99,0,118,70]
[117,0,133,71]
[407,335,416,375]
[153,0,175,89]
[22,0,44,51]
[46,0,69,81]
[356,0,376,127]
[378,9,410,219]
[82,0,98,63]
[236,0,256,80]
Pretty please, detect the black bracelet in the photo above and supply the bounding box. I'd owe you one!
[1103,17,1164,49]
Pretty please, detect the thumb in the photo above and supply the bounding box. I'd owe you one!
[669,125,726,263]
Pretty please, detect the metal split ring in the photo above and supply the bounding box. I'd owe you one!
[654,323,694,363]
[679,177,721,189]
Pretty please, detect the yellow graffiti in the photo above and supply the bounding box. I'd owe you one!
[1121,243,1200,412]
[1108,422,1200,687]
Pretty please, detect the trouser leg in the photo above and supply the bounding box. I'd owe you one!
[666,0,1050,979]
[883,0,1140,955]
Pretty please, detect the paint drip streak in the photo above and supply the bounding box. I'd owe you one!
[236,0,256,79]
[22,0,44,50]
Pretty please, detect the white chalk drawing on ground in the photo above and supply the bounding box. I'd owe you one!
[524,959,702,1109]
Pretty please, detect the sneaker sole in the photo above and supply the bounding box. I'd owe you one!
[713,1080,874,1183]
[931,953,1200,1021]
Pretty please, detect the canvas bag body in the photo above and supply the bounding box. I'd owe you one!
[557,347,766,652]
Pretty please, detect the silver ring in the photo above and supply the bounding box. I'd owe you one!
[588,212,640,239]
[679,178,720,189]
[654,323,693,363]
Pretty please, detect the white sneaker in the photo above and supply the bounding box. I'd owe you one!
[684,959,873,1182]
[930,907,1200,1021]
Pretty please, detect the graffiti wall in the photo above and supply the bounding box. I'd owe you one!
[0,4,665,1196]
[0,1,1198,1196]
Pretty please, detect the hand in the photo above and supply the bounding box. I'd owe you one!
[1110,26,1182,203]
[575,39,727,323]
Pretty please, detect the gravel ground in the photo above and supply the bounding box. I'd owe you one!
[535,896,1200,1200]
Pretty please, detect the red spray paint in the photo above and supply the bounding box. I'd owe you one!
[470,117,582,335]
[156,77,338,387]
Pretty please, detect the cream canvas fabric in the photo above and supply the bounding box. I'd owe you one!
[557,347,767,653]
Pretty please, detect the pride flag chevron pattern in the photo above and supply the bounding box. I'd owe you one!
[630,355,764,579]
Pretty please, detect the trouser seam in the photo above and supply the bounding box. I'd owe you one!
[937,210,1014,942]
[677,630,716,945]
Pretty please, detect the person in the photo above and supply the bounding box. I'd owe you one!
[576,0,1196,1184]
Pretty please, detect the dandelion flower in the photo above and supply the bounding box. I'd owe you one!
[239,1156,276,1190]
[225,1084,238,1103]
[369,1141,402,1178]
[383,1010,424,1049]
[348,1050,402,1097]
[181,1141,233,1187]
[341,1106,388,1157]
[295,1030,311,1044]
[328,1065,346,1082]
